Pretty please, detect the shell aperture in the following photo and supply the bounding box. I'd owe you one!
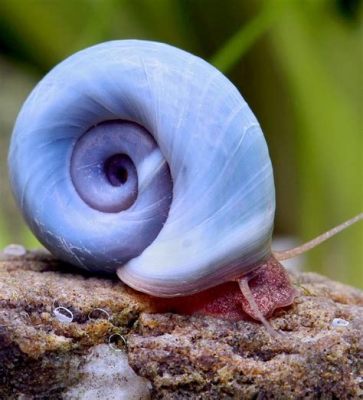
[8,40,275,296]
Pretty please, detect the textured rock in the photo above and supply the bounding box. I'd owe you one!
[0,249,362,399]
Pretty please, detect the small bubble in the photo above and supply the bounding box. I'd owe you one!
[53,306,73,324]
[331,318,349,328]
[3,244,26,257]
[108,333,127,351]
[88,308,111,321]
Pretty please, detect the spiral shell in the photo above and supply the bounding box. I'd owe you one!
[8,40,275,297]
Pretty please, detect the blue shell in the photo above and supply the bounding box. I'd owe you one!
[8,40,275,296]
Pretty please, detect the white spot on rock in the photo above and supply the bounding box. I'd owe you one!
[64,344,151,400]
[3,244,26,257]
[331,318,349,328]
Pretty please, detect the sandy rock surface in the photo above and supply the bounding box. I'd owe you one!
[0,248,362,399]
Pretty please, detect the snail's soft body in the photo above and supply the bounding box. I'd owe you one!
[9,40,276,299]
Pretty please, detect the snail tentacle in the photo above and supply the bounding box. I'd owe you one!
[237,277,280,338]
[273,212,363,261]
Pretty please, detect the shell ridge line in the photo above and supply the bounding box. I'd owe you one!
[170,57,196,167]
[138,156,167,194]
[170,75,243,215]
[183,102,250,195]
[174,67,228,181]
[138,54,159,137]
[179,162,272,237]
[170,114,255,227]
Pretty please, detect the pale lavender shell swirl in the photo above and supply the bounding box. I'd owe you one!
[8,40,275,297]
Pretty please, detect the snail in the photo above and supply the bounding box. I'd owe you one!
[8,40,362,335]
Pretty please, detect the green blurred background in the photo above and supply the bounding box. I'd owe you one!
[0,0,362,287]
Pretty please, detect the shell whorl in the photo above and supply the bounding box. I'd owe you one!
[8,40,275,297]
